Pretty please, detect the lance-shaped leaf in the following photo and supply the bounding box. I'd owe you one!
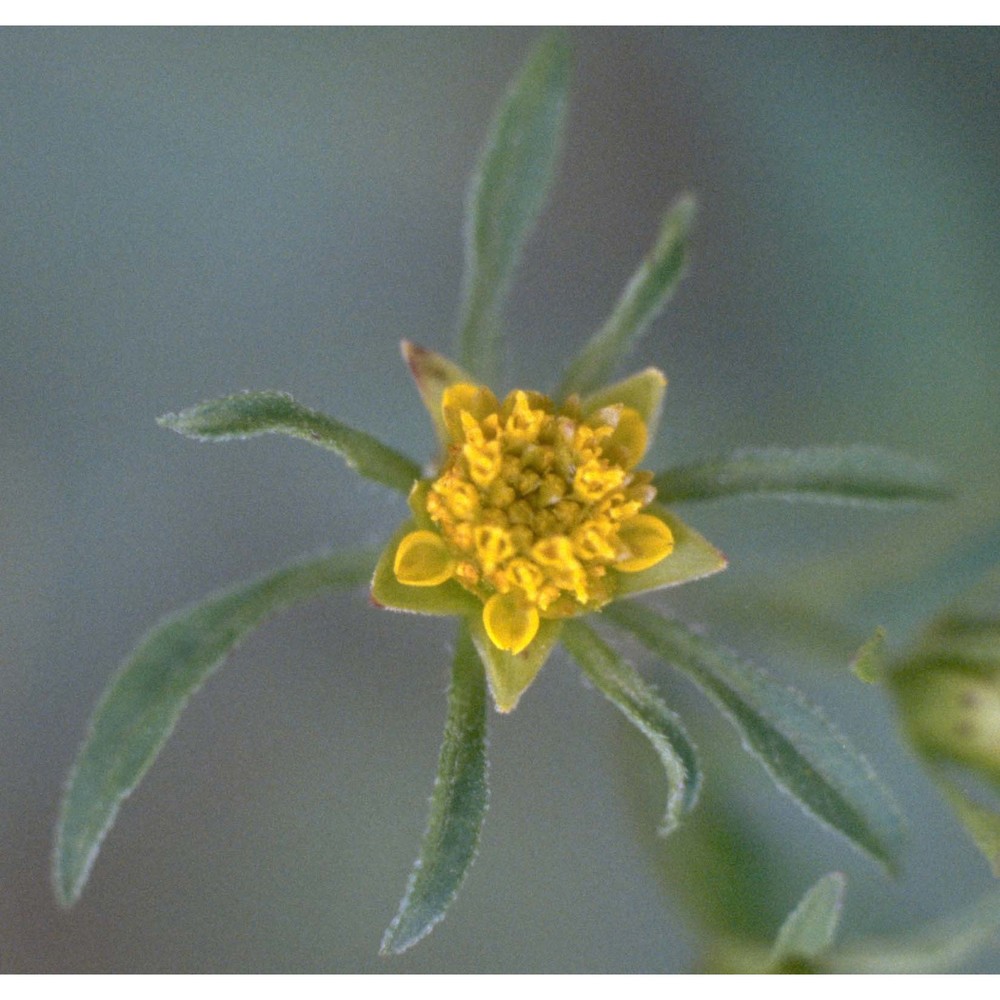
[457,32,571,383]
[159,391,421,494]
[827,888,1000,973]
[654,445,951,506]
[381,623,489,955]
[54,548,378,907]
[559,195,695,399]
[561,619,700,835]
[606,602,905,870]
[770,872,846,969]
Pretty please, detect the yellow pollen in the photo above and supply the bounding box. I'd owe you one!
[394,383,675,650]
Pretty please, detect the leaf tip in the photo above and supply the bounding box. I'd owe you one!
[851,626,888,684]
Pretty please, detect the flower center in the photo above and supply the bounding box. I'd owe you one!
[391,383,674,652]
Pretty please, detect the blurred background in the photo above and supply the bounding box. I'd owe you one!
[2,27,998,972]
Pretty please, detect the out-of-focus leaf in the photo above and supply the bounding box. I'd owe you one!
[559,195,695,398]
[457,32,571,384]
[561,619,700,835]
[606,602,905,871]
[468,616,563,714]
[936,776,1000,877]
[159,391,421,494]
[380,624,488,955]
[770,872,846,968]
[827,888,1000,973]
[654,445,951,505]
[53,548,378,907]
[851,627,887,684]
[612,507,727,599]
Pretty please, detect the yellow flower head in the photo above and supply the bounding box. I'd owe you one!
[394,383,673,655]
[371,342,726,712]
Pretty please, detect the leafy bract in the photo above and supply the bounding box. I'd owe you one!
[562,620,700,835]
[612,506,727,598]
[371,521,481,617]
[580,367,667,437]
[606,602,905,870]
[381,624,489,955]
[559,195,695,399]
[770,872,846,968]
[654,445,951,506]
[54,548,378,907]
[401,341,475,448]
[159,391,421,494]
[458,32,571,384]
[469,616,563,714]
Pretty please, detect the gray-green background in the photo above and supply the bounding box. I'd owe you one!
[2,27,998,972]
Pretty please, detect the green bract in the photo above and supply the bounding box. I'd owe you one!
[54,32,950,958]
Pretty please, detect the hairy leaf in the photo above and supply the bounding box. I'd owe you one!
[607,602,905,870]
[562,619,700,835]
[559,195,694,398]
[381,623,489,955]
[54,548,378,906]
[159,391,421,494]
[457,32,571,383]
[655,445,951,505]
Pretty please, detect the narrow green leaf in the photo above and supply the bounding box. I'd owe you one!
[159,391,421,494]
[851,627,887,684]
[53,548,378,907]
[468,616,563,714]
[770,872,847,968]
[828,888,1000,973]
[457,32,571,383]
[558,195,695,399]
[655,445,951,506]
[561,619,700,835]
[606,602,905,870]
[381,623,489,955]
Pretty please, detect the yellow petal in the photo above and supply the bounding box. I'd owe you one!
[482,592,540,654]
[616,514,675,572]
[393,530,455,586]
